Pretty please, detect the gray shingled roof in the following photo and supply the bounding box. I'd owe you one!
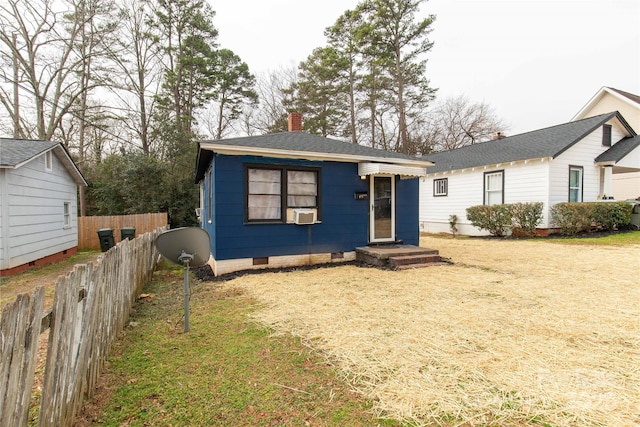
[0,137,87,186]
[0,138,57,167]
[595,135,640,163]
[196,131,431,182]
[202,132,425,161]
[424,112,629,173]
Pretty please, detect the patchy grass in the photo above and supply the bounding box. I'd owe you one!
[548,230,640,246]
[223,237,639,426]
[77,262,398,427]
[0,250,101,309]
[76,235,639,426]
[422,230,640,247]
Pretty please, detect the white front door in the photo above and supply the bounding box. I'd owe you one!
[369,175,395,243]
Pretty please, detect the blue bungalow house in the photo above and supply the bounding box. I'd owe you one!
[195,116,433,276]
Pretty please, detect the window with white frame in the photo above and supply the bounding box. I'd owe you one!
[246,165,319,222]
[45,151,53,171]
[484,170,504,205]
[433,178,448,196]
[63,202,71,227]
[569,165,583,202]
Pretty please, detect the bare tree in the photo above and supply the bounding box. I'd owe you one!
[426,95,509,152]
[242,67,298,135]
[105,0,162,155]
[0,0,101,141]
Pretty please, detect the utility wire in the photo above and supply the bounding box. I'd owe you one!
[0,70,145,151]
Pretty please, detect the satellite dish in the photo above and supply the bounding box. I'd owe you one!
[156,227,211,267]
[155,227,211,332]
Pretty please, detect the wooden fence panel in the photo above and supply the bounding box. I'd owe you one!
[78,212,168,250]
[0,287,44,426]
[0,226,165,426]
[37,228,164,426]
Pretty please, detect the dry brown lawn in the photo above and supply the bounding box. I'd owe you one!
[217,236,640,426]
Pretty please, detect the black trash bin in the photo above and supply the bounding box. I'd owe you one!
[97,228,115,252]
[121,227,136,241]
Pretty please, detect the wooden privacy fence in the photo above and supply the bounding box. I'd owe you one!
[0,227,165,426]
[78,212,168,250]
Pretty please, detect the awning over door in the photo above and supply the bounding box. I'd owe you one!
[358,162,426,179]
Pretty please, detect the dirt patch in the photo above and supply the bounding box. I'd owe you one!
[0,251,102,424]
[0,251,102,309]
[216,236,639,426]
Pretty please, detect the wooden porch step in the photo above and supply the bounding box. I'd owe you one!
[388,254,442,269]
[355,245,448,270]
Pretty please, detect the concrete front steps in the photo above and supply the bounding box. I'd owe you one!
[355,244,448,270]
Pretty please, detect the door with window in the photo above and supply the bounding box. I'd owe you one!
[369,175,395,242]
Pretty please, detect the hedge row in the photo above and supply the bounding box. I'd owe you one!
[550,202,632,235]
[466,202,544,237]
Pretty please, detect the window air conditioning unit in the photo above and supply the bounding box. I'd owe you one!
[293,208,317,225]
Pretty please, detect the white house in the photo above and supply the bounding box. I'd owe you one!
[572,87,640,200]
[0,138,87,275]
[419,112,640,235]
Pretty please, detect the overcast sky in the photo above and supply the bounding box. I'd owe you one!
[210,0,639,136]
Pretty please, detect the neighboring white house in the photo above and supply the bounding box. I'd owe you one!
[572,87,640,200]
[0,138,87,275]
[419,112,640,235]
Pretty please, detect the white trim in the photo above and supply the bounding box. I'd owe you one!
[425,157,551,177]
[369,175,395,243]
[358,162,426,179]
[199,142,433,168]
[208,251,357,276]
[572,87,640,121]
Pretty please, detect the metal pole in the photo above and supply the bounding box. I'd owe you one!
[183,262,190,333]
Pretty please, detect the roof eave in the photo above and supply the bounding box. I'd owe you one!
[52,146,88,187]
[198,143,434,168]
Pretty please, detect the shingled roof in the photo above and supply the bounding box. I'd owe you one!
[0,137,87,186]
[423,112,634,173]
[0,138,57,167]
[196,132,433,182]
[595,135,640,163]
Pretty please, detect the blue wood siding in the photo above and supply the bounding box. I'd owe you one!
[205,154,420,260]
[395,177,420,245]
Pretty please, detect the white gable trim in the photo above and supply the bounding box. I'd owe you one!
[572,87,640,121]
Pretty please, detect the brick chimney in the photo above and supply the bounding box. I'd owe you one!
[288,112,302,132]
[492,132,506,140]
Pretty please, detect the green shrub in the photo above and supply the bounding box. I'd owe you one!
[449,214,458,236]
[467,202,545,237]
[510,202,544,237]
[551,202,632,235]
[466,204,512,236]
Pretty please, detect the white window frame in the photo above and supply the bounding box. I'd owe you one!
[568,165,583,202]
[433,178,448,197]
[63,202,71,228]
[484,170,504,205]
